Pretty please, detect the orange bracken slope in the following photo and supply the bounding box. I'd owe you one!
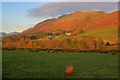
[21,11,118,35]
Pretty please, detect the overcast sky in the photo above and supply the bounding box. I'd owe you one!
[1,1,119,33]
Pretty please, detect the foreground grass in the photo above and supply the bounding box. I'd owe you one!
[2,50,118,78]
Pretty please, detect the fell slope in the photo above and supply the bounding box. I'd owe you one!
[22,11,108,35]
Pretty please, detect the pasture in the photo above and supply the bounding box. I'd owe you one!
[2,50,118,78]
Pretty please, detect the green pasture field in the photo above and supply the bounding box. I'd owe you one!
[2,50,118,78]
[80,27,118,41]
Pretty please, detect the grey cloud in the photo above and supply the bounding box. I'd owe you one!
[27,2,118,18]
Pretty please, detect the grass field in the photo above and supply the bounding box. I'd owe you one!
[2,50,118,78]
[81,27,118,41]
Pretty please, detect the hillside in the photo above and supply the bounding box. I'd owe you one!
[0,32,20,37]
[2,11,119,51]
[21,11,118,35]
[0,32,8,37]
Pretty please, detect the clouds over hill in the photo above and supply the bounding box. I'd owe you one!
[27,2,118,18]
